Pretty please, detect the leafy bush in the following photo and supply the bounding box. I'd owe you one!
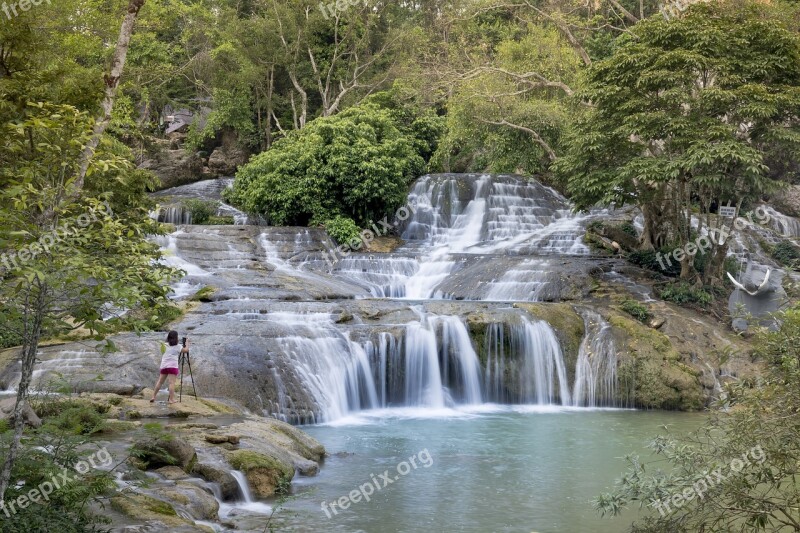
[325,216,362,246]
[771,241,800,268]
[182,199,219,225]
[621,299,651,322]
[0,312,24,349]
[619,221,638,238]
[657,282,713,307]
[47,406,107,435]
[0,431,114,532]
[225,100,428,228]
[627,249,681,277]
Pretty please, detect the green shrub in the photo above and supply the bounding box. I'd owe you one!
[325,216,362,246]
[225,100,428,228]
[619,222,638,238]
[620,299,651,322]
[0,312,23,348]
[657,282,714,307]
[183,199,219,225]
[771,241,800,267]
[627,249,681,277]
[0,432,114,531]
[46,405,106,435]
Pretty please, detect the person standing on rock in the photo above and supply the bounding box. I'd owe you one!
[150,330,188,404]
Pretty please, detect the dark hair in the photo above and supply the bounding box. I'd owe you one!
[167,330,179,347]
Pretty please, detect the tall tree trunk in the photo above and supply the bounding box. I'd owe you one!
[75,0,147,189]
[0,282,45,500]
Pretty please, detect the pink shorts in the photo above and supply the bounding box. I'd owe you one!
[160,368,179,375]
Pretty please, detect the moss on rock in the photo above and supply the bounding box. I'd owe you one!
[609,313,705,410]
[227,450,294,498]
[110,493,189,528]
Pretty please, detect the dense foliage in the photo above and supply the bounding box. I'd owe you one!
[555,1,800,284]
[225,97,440,228]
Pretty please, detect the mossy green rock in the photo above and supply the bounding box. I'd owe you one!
[131,435,198,472]
[609,312,705,410]
[227,450,294,498]
[110,493,191,528]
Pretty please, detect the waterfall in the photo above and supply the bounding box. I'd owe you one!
[402,314,483,406]
[230,471,255,503]
[268,312,379,422]
[404,320,447,407]
[268,312,486,419]
[572,311,618,407]
[762,205,800,238]
[483,318,571,405]
[333,174,593,299]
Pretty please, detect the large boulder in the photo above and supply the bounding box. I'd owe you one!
[139,143,207,189]
[110,493,196,529]
[207,146,248,176]
[0,398,41,428]
[192,462,241,501]
[153,482,219,520]
[132,435,198,472]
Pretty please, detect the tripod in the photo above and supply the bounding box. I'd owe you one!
[179,350,198,401]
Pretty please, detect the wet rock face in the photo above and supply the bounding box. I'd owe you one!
[0,398,41,428]
[192,463,241,501]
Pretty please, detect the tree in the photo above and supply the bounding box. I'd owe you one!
[0,103,179,501]
[555,1,800,285]
[225,94,441,228]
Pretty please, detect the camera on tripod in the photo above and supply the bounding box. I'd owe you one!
[182,337,188,347]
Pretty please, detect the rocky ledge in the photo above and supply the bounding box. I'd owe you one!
[69,392,326,532]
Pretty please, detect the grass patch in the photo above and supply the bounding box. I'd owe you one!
[620,299,651,322]
[657,282,714,307]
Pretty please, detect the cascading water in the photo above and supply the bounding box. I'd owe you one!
[402,313,483,406]
[484,259,551,301]
[332,174,592,300]
[483,319,571,405]
[278,312,483,416]
[573,311,618,407]
[266,312,379,422]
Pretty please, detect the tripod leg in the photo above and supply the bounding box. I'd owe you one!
[186,357,198,399]
[179,357,184,403]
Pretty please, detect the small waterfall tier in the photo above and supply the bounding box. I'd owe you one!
[150,178,250,225]
[572,311,618,407]
[258,309,617,423]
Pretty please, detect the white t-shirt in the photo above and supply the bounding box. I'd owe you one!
[160,344,181,370]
